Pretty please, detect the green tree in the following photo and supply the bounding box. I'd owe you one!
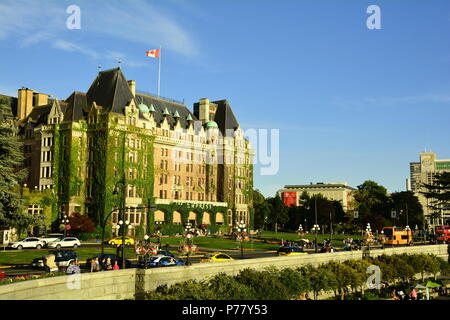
[0,96,13,122]
[0,122,40,236]
[234,268,289,300]
[207,273,255,300]
[324,261,356,299]
[252,189,271,230]
[266,195,289,232]
[352,180,390,231]
[300,264,338,300]
[421,172,450,223]
[277,268,310,298]
[390,192,424,229]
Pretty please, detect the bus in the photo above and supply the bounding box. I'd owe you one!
[435,225,450,244]
[382,227,413,245]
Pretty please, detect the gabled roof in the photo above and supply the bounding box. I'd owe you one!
[212,99,239,135]
[135,93,197,129]
[64,91,88,122]
[86,67,135,115]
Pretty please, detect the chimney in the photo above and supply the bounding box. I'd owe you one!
[127,80,136,97]
[33,92,49,107]
[199,98,210,123]
[18,88,34,120]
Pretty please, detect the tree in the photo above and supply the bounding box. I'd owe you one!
[68,211,95,234]
[252,189,271,230]
[266,195,289,232]
[390,192,424,229]
[421,172,450,223]
[0,122,40,236]
[351,180,390,231]
[277,268,310,298]
[300,264,338,300]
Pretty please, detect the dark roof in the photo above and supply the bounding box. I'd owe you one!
[135,93,197,128]
[212,99,240,135]
[26,105,51,126]
[283,183,355,190]
[86,67,135,114]
[64,91,88,122]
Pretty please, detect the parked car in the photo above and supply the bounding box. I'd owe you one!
[156,250,175,258]
[8,238,45,250]
[108,236,135,246]
[138,255,185,268]
[31,250,78,268]
[85,254,132,269]
[47,237,81,249]
[277,245,308,256]
[39,233,64,246]
[199,252,234,263]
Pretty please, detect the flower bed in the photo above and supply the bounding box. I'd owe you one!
[0,272,66,286]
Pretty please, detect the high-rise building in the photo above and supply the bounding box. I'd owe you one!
[2,68,254,235]
[410,152,450,226]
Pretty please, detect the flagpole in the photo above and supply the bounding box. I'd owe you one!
[157,45,161,97]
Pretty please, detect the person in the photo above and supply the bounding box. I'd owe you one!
[104,257,113,270]
[305,293,311,300]
[66,260,80,275]
[411,288,417,300]
[91,257,100,272]
[397,290,405,300]
[113,260,120,270]
[391,290,398,300]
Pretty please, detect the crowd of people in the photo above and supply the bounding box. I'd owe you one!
[89,257,120,272]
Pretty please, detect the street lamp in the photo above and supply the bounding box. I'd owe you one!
[365,223,372,258]
[118,219,131,269]
[184,221,195,265]
[155,221,163,246]
[312,224,320,253]
[235,220,247,259]
[143,234,150,269]
[62,215,70,237]
[405,225,411,246]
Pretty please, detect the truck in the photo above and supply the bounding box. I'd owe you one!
[435,225,450,243]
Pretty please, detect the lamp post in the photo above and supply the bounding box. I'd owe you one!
[235,220,247,259]
[118,219,131,269]
[62,215,70,237]
[143,234,150,269]
[184,221,195,265]
[405,225,411,246]
[380,230,385,249]
[365,223,372,258]
[155,221,163,247]
[312,224,320,253]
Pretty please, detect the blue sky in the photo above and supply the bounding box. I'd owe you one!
[1,0,449,197]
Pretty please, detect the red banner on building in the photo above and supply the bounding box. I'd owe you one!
[283,192,297,207]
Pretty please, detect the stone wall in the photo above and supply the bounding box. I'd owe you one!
[0,244,448,300]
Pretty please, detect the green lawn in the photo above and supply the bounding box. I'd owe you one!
[0,231,363,266]
[0,247,136,266]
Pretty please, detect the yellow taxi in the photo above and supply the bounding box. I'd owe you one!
[199,252,234,263]
[277,245,308,256]
[108,236,135,246]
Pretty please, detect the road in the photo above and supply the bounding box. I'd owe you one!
[0,242,435,277]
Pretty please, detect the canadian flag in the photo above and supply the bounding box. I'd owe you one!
[146,49,160,58]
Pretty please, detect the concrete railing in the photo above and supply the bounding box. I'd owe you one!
[0,244,448,300]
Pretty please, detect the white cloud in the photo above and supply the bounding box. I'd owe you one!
[52,39,99,60]
[0,0,200,58]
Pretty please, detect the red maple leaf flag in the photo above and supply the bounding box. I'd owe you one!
[146,49,160,58]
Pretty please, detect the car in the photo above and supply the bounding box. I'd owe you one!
[47,237,81,249]
[277,245,308,256]
[39,233,64,246]
[108,236,135,246]
[8,237,45,250]
[85,254,132,269]
[31,250,78,268]
[199,252,234,263]
[156,250,175,258]
[138,255,185,268]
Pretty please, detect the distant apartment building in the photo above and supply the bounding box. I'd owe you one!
[277,182,355,211]
[409,152,450,226]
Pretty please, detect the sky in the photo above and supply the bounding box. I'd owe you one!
[1,0,449,197]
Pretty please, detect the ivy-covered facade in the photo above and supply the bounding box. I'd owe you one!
[8,68,254,236]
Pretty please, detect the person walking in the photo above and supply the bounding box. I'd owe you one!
[105,257,113,270]
[113,260,120,270]
[66,260,80,275]
[91,257,100,272]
